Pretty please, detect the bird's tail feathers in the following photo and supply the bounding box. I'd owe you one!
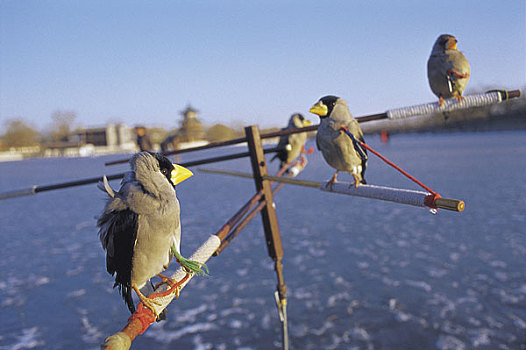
[114,281,135,314]
[360,163,367,185]
[97,175,115,198]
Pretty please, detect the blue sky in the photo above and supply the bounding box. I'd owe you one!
[1,1,525,130]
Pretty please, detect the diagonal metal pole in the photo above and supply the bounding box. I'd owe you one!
[245,125,289,350]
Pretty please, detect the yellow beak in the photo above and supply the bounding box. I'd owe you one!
[447,38,457,50]
[309,101,328,117]
[171,164,193,185]
[303,119,312,126]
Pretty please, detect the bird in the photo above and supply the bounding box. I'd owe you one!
[271,113,312,170]
[97,151,205,319]
[427,34,471,106]
[310,95,367,188]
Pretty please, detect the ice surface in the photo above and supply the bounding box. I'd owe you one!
[1,132,526,349]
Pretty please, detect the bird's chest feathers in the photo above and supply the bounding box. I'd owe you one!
[318,121,360,171]
[318,121,348,150]
[130,200,180,286]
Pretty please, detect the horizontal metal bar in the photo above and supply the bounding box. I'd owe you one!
[105,136,250,165]
[105,89,520,166]
[0,186,37,200]
[199,168,321,188]
[105,127,319,166]
[181,146,281,168]
[35,173,124,193]
[0,147,282,200]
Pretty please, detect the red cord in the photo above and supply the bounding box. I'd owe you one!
[340,127,441,208]
[128,303,156,335]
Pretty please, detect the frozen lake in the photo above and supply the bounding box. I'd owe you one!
[0,131,525,349]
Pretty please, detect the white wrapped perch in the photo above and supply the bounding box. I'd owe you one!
[101,235,221,350]
[198,169,465,212]
[320,182,464,212]
[386,91,503,120]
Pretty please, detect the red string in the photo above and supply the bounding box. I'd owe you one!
[150,273,190,299]
[128,303,156,335]
[126,273,191,335]
[340,127,441,208]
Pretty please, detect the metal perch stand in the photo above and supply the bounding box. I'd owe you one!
[2,89,520,349]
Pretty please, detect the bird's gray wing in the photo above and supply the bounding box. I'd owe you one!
[287,132,307,162]
[446,51,470,94]
[272,130,290,163]
[97,202,138,314]
[427,53,451,97]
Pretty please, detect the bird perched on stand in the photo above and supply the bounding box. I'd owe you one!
[271,113,312,170]
[97,152,206,319]
[310,95,367,188]
[427,34,471,106]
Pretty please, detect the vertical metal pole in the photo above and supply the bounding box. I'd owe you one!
[245,125,289,350]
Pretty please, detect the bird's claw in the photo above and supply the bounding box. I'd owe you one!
[139,298,162,320]
[438,96,446,108]
[325,172,339,190]
[154,273,176,289]
[133,285,163,320]
[325,176,337,190]
[349,174,360,188]
[454,93,465,103]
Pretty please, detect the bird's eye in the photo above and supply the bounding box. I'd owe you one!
[161,169,168,175]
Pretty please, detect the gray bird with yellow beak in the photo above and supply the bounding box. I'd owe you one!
[272,113,312,169]
[310,95,367,187]
[97,152,203,318]
[427,34,471,106]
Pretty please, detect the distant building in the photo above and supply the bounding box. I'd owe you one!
[178,105,205,143]
[73,124,135,148]
[43,123,136,157]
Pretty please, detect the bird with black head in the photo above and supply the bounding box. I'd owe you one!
[272,113,312,170]
[310,95,367,188]
[97,152,205,319]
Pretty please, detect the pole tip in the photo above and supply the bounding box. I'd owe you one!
[434,197,465,212]
[101,332,131,350]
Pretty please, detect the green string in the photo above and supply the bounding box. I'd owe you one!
[171,245,209,276]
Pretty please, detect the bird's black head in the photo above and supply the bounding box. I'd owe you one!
[310,95,340,118]
[151,152,176,187]
[319,95,339,112]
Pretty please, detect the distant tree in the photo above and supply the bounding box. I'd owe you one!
[206,123,236,142]
[229,120,248,137]
[1,119,41,149]
[49,110,77,142]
